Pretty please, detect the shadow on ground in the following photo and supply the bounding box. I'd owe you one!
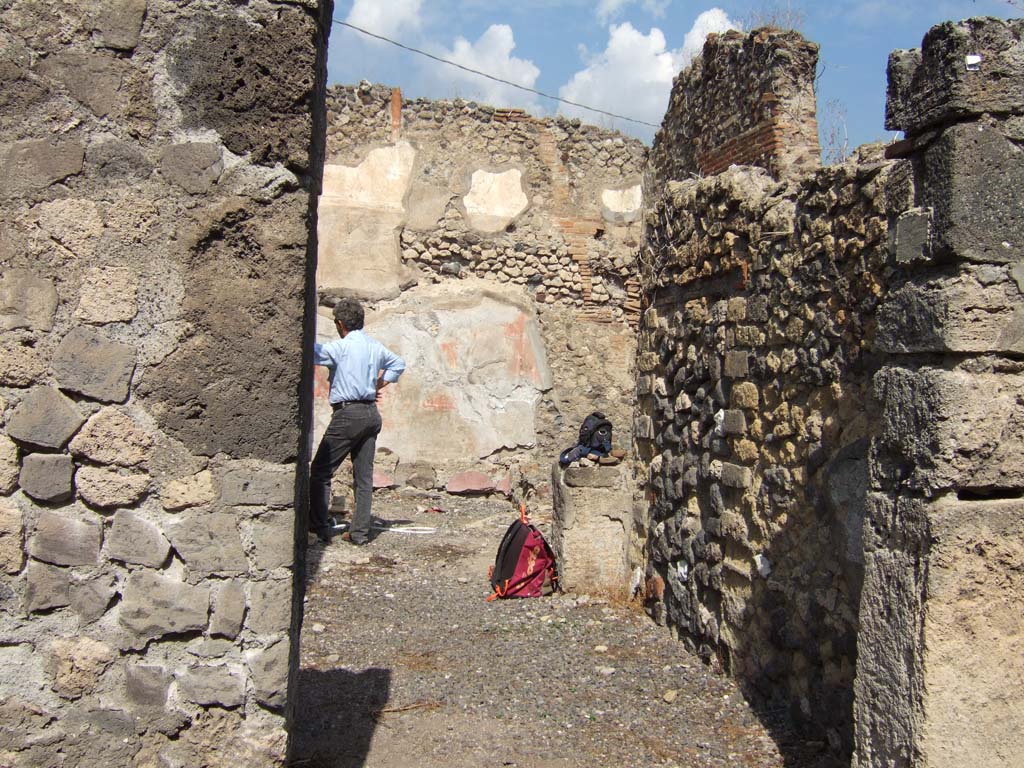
[289,667,391,767]
[304,515,416,581]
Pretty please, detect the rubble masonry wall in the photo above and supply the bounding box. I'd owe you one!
[0,1,330,765]
[637,18,1024,766]
[636,151,893,754]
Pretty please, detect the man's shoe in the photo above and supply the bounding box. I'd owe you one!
[314,529,332,544]
[339,532,367,546]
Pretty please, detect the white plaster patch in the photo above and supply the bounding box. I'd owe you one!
[601,184,642,223]
[321,141,416,211]
[462,168,528,232]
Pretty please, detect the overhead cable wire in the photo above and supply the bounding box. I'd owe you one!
[333,20,662,129]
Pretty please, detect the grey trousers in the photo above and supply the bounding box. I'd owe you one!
[309,402,382,544]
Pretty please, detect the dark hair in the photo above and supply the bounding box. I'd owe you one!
[332,298,364,330]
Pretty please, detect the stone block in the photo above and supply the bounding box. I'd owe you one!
[0,269,58,331]
[161,469,216,511]
[47,636,115,700]
[75,266,139,324]
[918,497,1024,764]
[106,510,170,567]
[247,579,292,635]
[187,638,234,659]
[136,202,306,464]
[220,464,294,507]
[0,139,85,199]
[24,560,71,613]
[396,461,436,489]
[563,466,619,488]
[159,142,223,194]
[166,512,248,575]
[918,120,1024,265]
[720,462,752,489]
[53,327,137,403]
[858,495,1024,766]
[19,453,74,503]
[125,664,171,708]
[76,466,148,508]
[722,409,747,436]
[60,707,140,768]
[7,386,85,449]
[35,198,105,261]
[246,638,289,709]
[0,340,47,387]
[29,510,101,566]
[445,471,495,494]
[0,435,19,495]
[891,207,932,265]
[551,462,630,594]
[69,573,117,624]
[0,694,62,761]
[119,570,210,640]
[0,502,24,574]
[210,581,246,640]
[170,10,322,168]
[723,350,749,378]
[873,366,1024,494]
[177,664,245,708]
[88,0,148,51]
[36,52,128,119]
[730,382,759,409]
[886,18,1024,134]
[251,511,293,571]
[69,407,152,466]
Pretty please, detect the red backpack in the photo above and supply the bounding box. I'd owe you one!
[487,505,558,601]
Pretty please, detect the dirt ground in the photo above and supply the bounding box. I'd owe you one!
[289,493,840,768]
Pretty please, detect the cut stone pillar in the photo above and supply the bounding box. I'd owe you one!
[856,17,1024,768]
[550,462,632,596]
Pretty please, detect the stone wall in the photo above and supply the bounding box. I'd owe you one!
[0,1,330,765]
[314,84,646,508]
[855,18,1024,768]
[647,28,821,187]
[636,16,1024,767]
[635,149,893,753]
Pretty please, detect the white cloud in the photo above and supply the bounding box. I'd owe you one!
[680,8,736,61]
[425,24,542,111]
[345,0,423,39]
[597,0,633,23]
[597,0,671,24]
[558,9,738,136]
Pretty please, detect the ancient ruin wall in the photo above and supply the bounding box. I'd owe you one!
[0,1,330,765]
[637,16,1024,766]
[636,150,893,753]
[315,85,646,509]
[647,28,821,187]
[855,18,1024,768]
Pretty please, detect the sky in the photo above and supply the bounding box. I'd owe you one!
[326,1,1022,155]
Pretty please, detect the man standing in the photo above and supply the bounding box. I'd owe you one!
[310,299,405,545]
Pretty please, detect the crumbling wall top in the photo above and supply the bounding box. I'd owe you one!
[648,27,821,186]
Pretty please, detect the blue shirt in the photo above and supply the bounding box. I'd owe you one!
[314,330,406,403]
